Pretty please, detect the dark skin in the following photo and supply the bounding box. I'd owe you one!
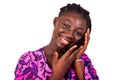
[44,12,90,80]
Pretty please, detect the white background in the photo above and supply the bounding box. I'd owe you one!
[0,0,120,80]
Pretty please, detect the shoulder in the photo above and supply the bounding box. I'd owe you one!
[81,53,93,67]
[82,53,99,79]
[19,47,45,62]
[81,53,91,62]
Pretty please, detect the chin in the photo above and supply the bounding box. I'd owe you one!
[57,43,68,50]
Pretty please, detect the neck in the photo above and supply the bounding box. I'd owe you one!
[44,40,63,56]
[44,42,61,68]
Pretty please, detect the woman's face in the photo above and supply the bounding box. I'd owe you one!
[52,12,87,49]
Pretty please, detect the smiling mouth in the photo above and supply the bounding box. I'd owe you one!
[60,37,70,46]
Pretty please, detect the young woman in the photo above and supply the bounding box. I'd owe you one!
[14,3,99,80]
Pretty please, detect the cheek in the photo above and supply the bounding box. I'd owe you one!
[52,27,61,38]
[52,28,57,38]
[74,34,85,43]
[74,38,81,43]
[53,29,58,37]
[55,26,65,34]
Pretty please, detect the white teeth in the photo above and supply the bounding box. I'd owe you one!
[61,37,69,45]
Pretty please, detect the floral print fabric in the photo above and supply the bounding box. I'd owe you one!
[14,48,99,80]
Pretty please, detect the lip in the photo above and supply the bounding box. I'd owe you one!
[59,36,70,46]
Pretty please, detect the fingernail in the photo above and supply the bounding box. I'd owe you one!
[54,51,57,54]
[74,45,78,47]
[88,28,90,33]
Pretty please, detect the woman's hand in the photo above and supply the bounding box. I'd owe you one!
[74,28,90,80]
[76,28,90,59]
[49,45,78,80]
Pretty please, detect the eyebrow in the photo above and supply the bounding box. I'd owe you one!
[77,27,84,32]
[62,18,71,23]
[61,17,86,31]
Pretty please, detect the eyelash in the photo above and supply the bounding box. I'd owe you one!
[62,23,70,30]
[75,31,82,36]
[62,22,83,37]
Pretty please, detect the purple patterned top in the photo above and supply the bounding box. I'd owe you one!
[14,48,99,80]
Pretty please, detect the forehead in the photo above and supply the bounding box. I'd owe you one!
[58,12,87,27]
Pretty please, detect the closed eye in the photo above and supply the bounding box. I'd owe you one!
[62,23,71,30]
[75,31,82,36]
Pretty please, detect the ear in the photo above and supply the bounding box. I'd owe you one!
[53,17,58,27]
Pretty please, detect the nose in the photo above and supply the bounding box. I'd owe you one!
[66,31,74,41]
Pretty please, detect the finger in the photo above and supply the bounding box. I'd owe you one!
[52,52,58,68]
[87,28,90,42]
[87,28,90,40]
[84,29,90,48]
[75,46,85,59]
[79,46,84,55]
[64,45,78,57]
[68,49,79,61]
[87,28,90,34]
[80,46,84,52]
